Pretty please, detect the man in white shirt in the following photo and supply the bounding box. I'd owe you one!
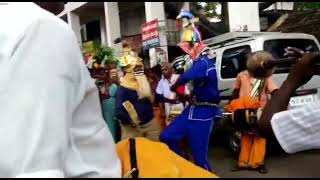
[259,47,320,154]
[155,62,190,125]
[0,2,121,178]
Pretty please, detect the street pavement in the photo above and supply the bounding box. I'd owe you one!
[208,132,320,178]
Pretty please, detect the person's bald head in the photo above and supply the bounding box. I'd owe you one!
[35,2,65,15]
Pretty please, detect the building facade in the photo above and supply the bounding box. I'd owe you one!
[58,2,262,67]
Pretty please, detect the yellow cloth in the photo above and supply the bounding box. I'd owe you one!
[120,73,139,91]
[116,137,218,178]
[122,100,140,126]
[118,47,143,73]
[181,27,193,42]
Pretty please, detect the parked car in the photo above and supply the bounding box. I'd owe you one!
[203,31,320,153]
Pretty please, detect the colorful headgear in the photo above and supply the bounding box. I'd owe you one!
[117,40,144,73]
[177,9,207,60]
[172,55,187,74]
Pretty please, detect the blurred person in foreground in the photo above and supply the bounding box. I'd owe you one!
[259,47,320,154]
[0,2,120,178]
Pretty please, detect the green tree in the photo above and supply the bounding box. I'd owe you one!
[94,44,116,65]
[295,2,320,11]
[303,2,320,9]
[196,2,221,19]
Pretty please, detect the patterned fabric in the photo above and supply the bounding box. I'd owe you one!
[250,79,265,100]
[172,56,186,73]
[234,70,278,108]
[271,102,320,154]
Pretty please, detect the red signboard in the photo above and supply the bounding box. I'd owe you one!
[142,19,160,50]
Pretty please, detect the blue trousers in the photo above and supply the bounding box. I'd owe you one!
[160,110,214,171]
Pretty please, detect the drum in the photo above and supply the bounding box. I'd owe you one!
[230,108,263,133]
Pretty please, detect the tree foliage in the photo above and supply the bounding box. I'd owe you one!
[93,44,116,65]
[196,2,221,19]
[299,2,320,10]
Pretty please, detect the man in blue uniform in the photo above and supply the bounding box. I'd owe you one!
[160,10,221,172]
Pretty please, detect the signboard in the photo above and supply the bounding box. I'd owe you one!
[142,19,160,50]
[155,48,167,66]
[150,47,168,68]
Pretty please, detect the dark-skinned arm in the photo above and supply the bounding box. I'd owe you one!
[259,50,320,137]
[155,93,179,104]
[258,81,295,137]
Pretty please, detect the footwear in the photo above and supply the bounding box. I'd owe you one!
[231,164,240,172]
[258,164,268,174]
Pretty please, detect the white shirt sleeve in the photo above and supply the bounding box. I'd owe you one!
[156,79,163,95]
[271,102,320,154]
[14,170,65,178]
[184,84,191,95]
[1,18,120,177]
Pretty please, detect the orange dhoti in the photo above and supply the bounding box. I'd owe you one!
[225,97,266,169]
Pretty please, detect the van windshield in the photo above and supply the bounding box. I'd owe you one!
[264,39,319,73]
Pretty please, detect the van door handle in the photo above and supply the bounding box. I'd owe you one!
[219,88,230,93]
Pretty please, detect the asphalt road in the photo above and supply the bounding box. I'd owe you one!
[207,131,320,178]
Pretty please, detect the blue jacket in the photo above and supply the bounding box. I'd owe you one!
[177,54,220,103]
[115,86,154,125]
[176,54,222,121]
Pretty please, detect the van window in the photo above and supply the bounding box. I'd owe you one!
[264,39,319,73]
[221,45,251,79]
[264,39,319,59]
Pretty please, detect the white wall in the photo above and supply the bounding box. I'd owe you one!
[120,8,146,36]
[58,2,88,17]
[104,2,122,53]
[67,12,82,45]
[265,2,294,11]
[145,2,168,67]
[228,2,260,32]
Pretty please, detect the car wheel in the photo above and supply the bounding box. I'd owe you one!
[229,131,241,155]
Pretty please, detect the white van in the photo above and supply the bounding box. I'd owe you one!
[204,31,320,108]
[203,32,320,152]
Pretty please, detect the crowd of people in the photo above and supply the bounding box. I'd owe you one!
[1,2,320,178]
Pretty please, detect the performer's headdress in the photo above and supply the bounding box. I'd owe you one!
[116,39,153,101]
[117,40,144,73]
[176,9,207,60]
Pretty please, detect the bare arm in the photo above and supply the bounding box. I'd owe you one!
[259,50,320,137]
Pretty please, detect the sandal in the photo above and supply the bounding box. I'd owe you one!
[258,164,268,174]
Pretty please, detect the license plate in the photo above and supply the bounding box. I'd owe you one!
[289,95,315,107]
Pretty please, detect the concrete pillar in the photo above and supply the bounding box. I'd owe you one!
[227,2,260,32]
[145,2,168,67]
[67,12,82,45]
[104,2,122,55]
[81,24,87,42]
[100,16,107,46]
